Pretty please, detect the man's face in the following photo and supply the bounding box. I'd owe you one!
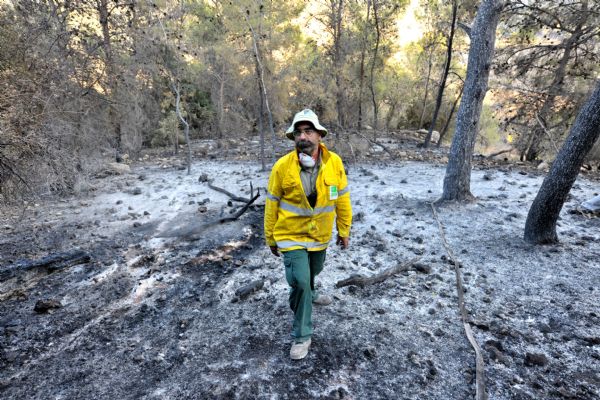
[294,122,320,155]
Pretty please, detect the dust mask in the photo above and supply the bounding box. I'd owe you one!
[298,152,316,168]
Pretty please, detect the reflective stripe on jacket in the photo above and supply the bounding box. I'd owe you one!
[264,143,352,252]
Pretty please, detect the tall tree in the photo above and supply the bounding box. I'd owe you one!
[524,80,600,244]
[442,0,506,201]
[245,2,276,167]
[423,0,458,148]
[330,0,346,129]
[357,0,372,129]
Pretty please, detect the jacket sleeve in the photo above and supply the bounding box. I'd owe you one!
[335,158,352,237]
[264,163,282,247]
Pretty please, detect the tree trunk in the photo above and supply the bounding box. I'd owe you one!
[441,0,505,201]
[385,99,397,130]
[418,45,435,130]
[333,0,345,131]
[368,0,381,130]
[357,0,371,129]
[97,0,122,161]
[258,91,266,171]
[524,80,600,244]
[218,62,225,139]
[437,82,463,147]
[246,9,275,164]
[424,0,457,148]
[174,83,192,175]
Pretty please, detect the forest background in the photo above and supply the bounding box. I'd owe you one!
[1,0,599,201]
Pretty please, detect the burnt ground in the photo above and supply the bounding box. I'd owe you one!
[0,134,599,399]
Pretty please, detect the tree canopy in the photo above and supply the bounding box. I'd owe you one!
[1,0,599,200]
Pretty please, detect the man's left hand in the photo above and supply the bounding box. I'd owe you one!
[336,235,349,249]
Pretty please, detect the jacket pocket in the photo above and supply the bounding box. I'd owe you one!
[282,176,303,205]
[323,174,339,201]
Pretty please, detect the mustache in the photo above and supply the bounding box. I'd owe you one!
[296,141,315,155]
[296,140,313,148]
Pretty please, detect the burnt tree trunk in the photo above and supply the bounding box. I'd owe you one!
[424,0,458,148]
[524,80,600,244]
[357,0,371,129]
[442,0,505,201]
[333,0,345,131]
[368,0,381,130]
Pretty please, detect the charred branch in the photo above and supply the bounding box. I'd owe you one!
[335,256,421,288]
[0,250,91,282]
[208,180,256,203]
[216,191,260,224]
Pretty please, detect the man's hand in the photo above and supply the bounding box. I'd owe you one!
[336,235,349,249]
[269,246,280,257]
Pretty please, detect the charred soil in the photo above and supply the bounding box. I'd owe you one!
[1,135,599,399]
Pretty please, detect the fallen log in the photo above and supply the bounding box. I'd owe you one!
[335,256,422,288]
[0,250,91,282]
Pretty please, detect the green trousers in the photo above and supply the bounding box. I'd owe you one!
[282,249,326,342]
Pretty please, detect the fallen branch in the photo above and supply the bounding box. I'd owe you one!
[485,148,513,159]
[208,180,253,203]
[216,192,260,223]
[0,250,91,282]
[335,256,421,288]
[430,202,487,400]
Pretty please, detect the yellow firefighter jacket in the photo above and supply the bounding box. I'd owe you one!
[264,143,352,252]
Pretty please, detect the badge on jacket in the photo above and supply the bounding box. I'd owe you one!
[329,185,338,200]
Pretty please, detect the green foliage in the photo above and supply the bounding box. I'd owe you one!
[151,111,183,148]
[476,102,502,151]
[185,87,214,133]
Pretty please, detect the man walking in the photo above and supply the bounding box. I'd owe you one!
[264,109,352,360]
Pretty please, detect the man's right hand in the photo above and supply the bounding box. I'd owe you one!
[270,246,280,257]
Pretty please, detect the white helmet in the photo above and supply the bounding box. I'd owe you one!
[285,109,328,140]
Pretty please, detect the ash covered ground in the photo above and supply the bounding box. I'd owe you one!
[1,136,599,399]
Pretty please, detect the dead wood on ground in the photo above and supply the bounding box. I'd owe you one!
[215,192,260,224]
[208,180,252,203]
[0,250,91,282]
[234,279,264,300]
[335,256,422,288]
[352,129,396,158]
[430,202,487,400]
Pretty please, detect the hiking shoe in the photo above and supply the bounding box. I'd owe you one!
[312,294,333,306]
[290,338,311,360]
